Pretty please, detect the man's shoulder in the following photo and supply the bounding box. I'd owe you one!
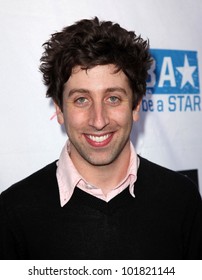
[139,156,194,183]
[1,161,58,205]
[137,156,201,201]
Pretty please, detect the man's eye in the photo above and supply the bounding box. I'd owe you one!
[75,97,88,105]
[108,96,120,104]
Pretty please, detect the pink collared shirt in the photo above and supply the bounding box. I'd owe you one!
[56,141,139,207]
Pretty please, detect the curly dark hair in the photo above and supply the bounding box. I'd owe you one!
[39,17,152,109]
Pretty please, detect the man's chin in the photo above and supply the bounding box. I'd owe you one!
[82,153,119,167]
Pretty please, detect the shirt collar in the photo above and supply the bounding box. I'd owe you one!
[56,140,139,207]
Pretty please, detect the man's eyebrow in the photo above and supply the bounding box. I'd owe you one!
[105,87,127,95]
[67,88,90,97]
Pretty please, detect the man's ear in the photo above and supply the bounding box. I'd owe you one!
[133,100,142,122]
[54,102,64,125]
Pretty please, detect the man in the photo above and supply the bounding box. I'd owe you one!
[0,17,202,260]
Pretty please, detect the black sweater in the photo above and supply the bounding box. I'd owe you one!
[0,157,202,259]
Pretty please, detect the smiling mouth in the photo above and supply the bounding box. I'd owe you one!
[84,133,113,146]
[87,134,110,143]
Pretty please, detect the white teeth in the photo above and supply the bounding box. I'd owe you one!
[88,134,109,143]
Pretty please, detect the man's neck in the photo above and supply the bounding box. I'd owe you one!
[70,143,131,195]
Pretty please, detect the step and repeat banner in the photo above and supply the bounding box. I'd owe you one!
[0,0,201,194]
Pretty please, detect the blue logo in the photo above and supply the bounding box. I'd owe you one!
[142,49,201,112]
[147,49,200,94]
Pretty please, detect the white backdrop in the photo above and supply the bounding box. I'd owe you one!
[0,0,202,194]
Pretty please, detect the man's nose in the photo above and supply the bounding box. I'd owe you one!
[88,102,110,130]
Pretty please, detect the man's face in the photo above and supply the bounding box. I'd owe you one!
[56,64,140,167]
